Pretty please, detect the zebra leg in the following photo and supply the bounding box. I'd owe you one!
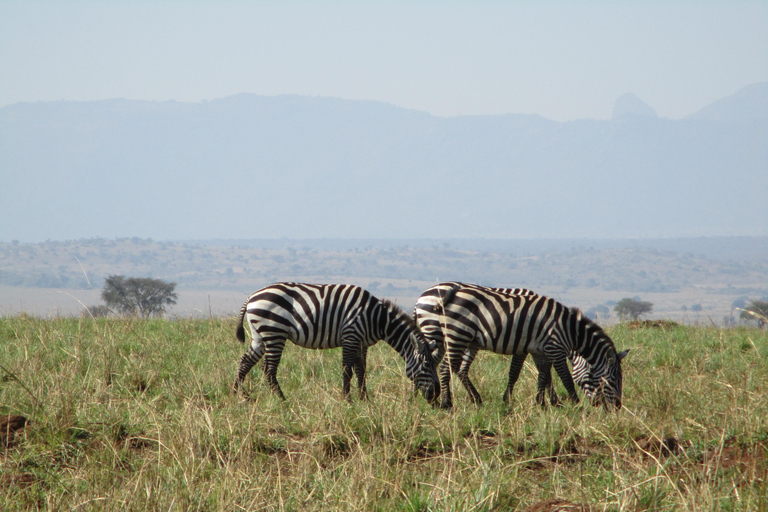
[438,358,453,409]
[502,353,527,404]
[532,355,559,407]
[440,339,476,409]
[234,333,266,392]
[356,345,369,400]
[457,346,482,405]
[546,347,580,404]
[341,342,360,400]
[262,339,287,400]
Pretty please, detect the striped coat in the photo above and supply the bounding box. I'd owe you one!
[414,282,627,409]
[236,283,439,402]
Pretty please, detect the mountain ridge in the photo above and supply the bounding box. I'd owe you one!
[1,84,766,242]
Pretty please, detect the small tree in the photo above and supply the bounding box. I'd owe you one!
[731,297,748,310]
[614,297,653,322]
[101,275,178,318]
[739,299,768,328]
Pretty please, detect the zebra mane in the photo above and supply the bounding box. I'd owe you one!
[380,298,420,331]
[569,305,617,362]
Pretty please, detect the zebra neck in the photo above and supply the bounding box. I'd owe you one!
[564,309,609,365]
[376,301,420,380]
[575,334,614,366]
[384,325,418,379]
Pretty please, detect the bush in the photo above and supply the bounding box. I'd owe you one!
[101,275,177,318]
[614,297,653,321]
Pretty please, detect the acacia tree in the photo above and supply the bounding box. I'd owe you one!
[614,297,653,322]
[101,275,178,318]
[739,299,768,328]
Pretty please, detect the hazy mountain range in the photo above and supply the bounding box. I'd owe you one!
[1,83,766,242]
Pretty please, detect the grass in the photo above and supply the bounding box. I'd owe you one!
[1,316,767,511]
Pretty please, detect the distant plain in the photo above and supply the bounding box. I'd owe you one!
[1,237,766,325]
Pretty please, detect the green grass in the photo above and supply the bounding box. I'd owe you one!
[1,317,766,511]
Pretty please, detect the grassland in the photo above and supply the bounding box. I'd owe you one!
[1,317,766,511]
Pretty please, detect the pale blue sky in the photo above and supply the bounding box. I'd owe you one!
[1,1,766,121]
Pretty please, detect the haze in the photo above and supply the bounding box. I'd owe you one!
[2,1,766,121]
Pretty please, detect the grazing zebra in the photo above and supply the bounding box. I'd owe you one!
[415,282,592,406]
[414,282,628,409]
[235,283,439,402]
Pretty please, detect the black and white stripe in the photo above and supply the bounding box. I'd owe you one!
[414,282,627,409]
[504,351,592,406]
[235,283,439,402]
[415,282,591,406]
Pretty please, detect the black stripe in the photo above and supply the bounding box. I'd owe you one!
[251,308,294,330]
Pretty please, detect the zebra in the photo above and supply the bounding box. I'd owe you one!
[415,282,592,406]
[235,282,439,402]
[414,282,628,409]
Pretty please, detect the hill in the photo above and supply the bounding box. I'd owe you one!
[1,84,766,242]
[1,237,766,322]
[687,81,768,121]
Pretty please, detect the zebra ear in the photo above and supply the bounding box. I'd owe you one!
[617,349,630,360]
[425,340,441,358]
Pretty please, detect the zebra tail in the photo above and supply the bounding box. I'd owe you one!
[436,282,462,307]
[235,298,249,343]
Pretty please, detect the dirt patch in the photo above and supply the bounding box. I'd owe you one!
[0,472,37,489]
[1,414,28,448]
[465,429,501,449]
[506,434,608,470]
[132,376,149,393]
[405,440,451,462]
[702,441,768,484]
[125,436,159,451]
[523,499,591,512]
[634,435,685,458]
[627,320,680,329]
[112,424,158,452]
[322,435,351,458]
[553,435,611,462]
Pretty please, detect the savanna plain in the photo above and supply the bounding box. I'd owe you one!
[1,317,766,511]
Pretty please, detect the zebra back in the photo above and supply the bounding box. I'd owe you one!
[414,282,537,360]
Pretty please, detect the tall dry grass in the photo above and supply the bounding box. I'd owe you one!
[1,316,766,511]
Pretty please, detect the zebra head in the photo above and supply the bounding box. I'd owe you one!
[413,333,440,404]
[581,348,629,409]
[382,299,440,403]
[569,309,629,409]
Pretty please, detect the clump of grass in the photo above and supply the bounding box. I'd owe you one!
[1,316,766,510]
